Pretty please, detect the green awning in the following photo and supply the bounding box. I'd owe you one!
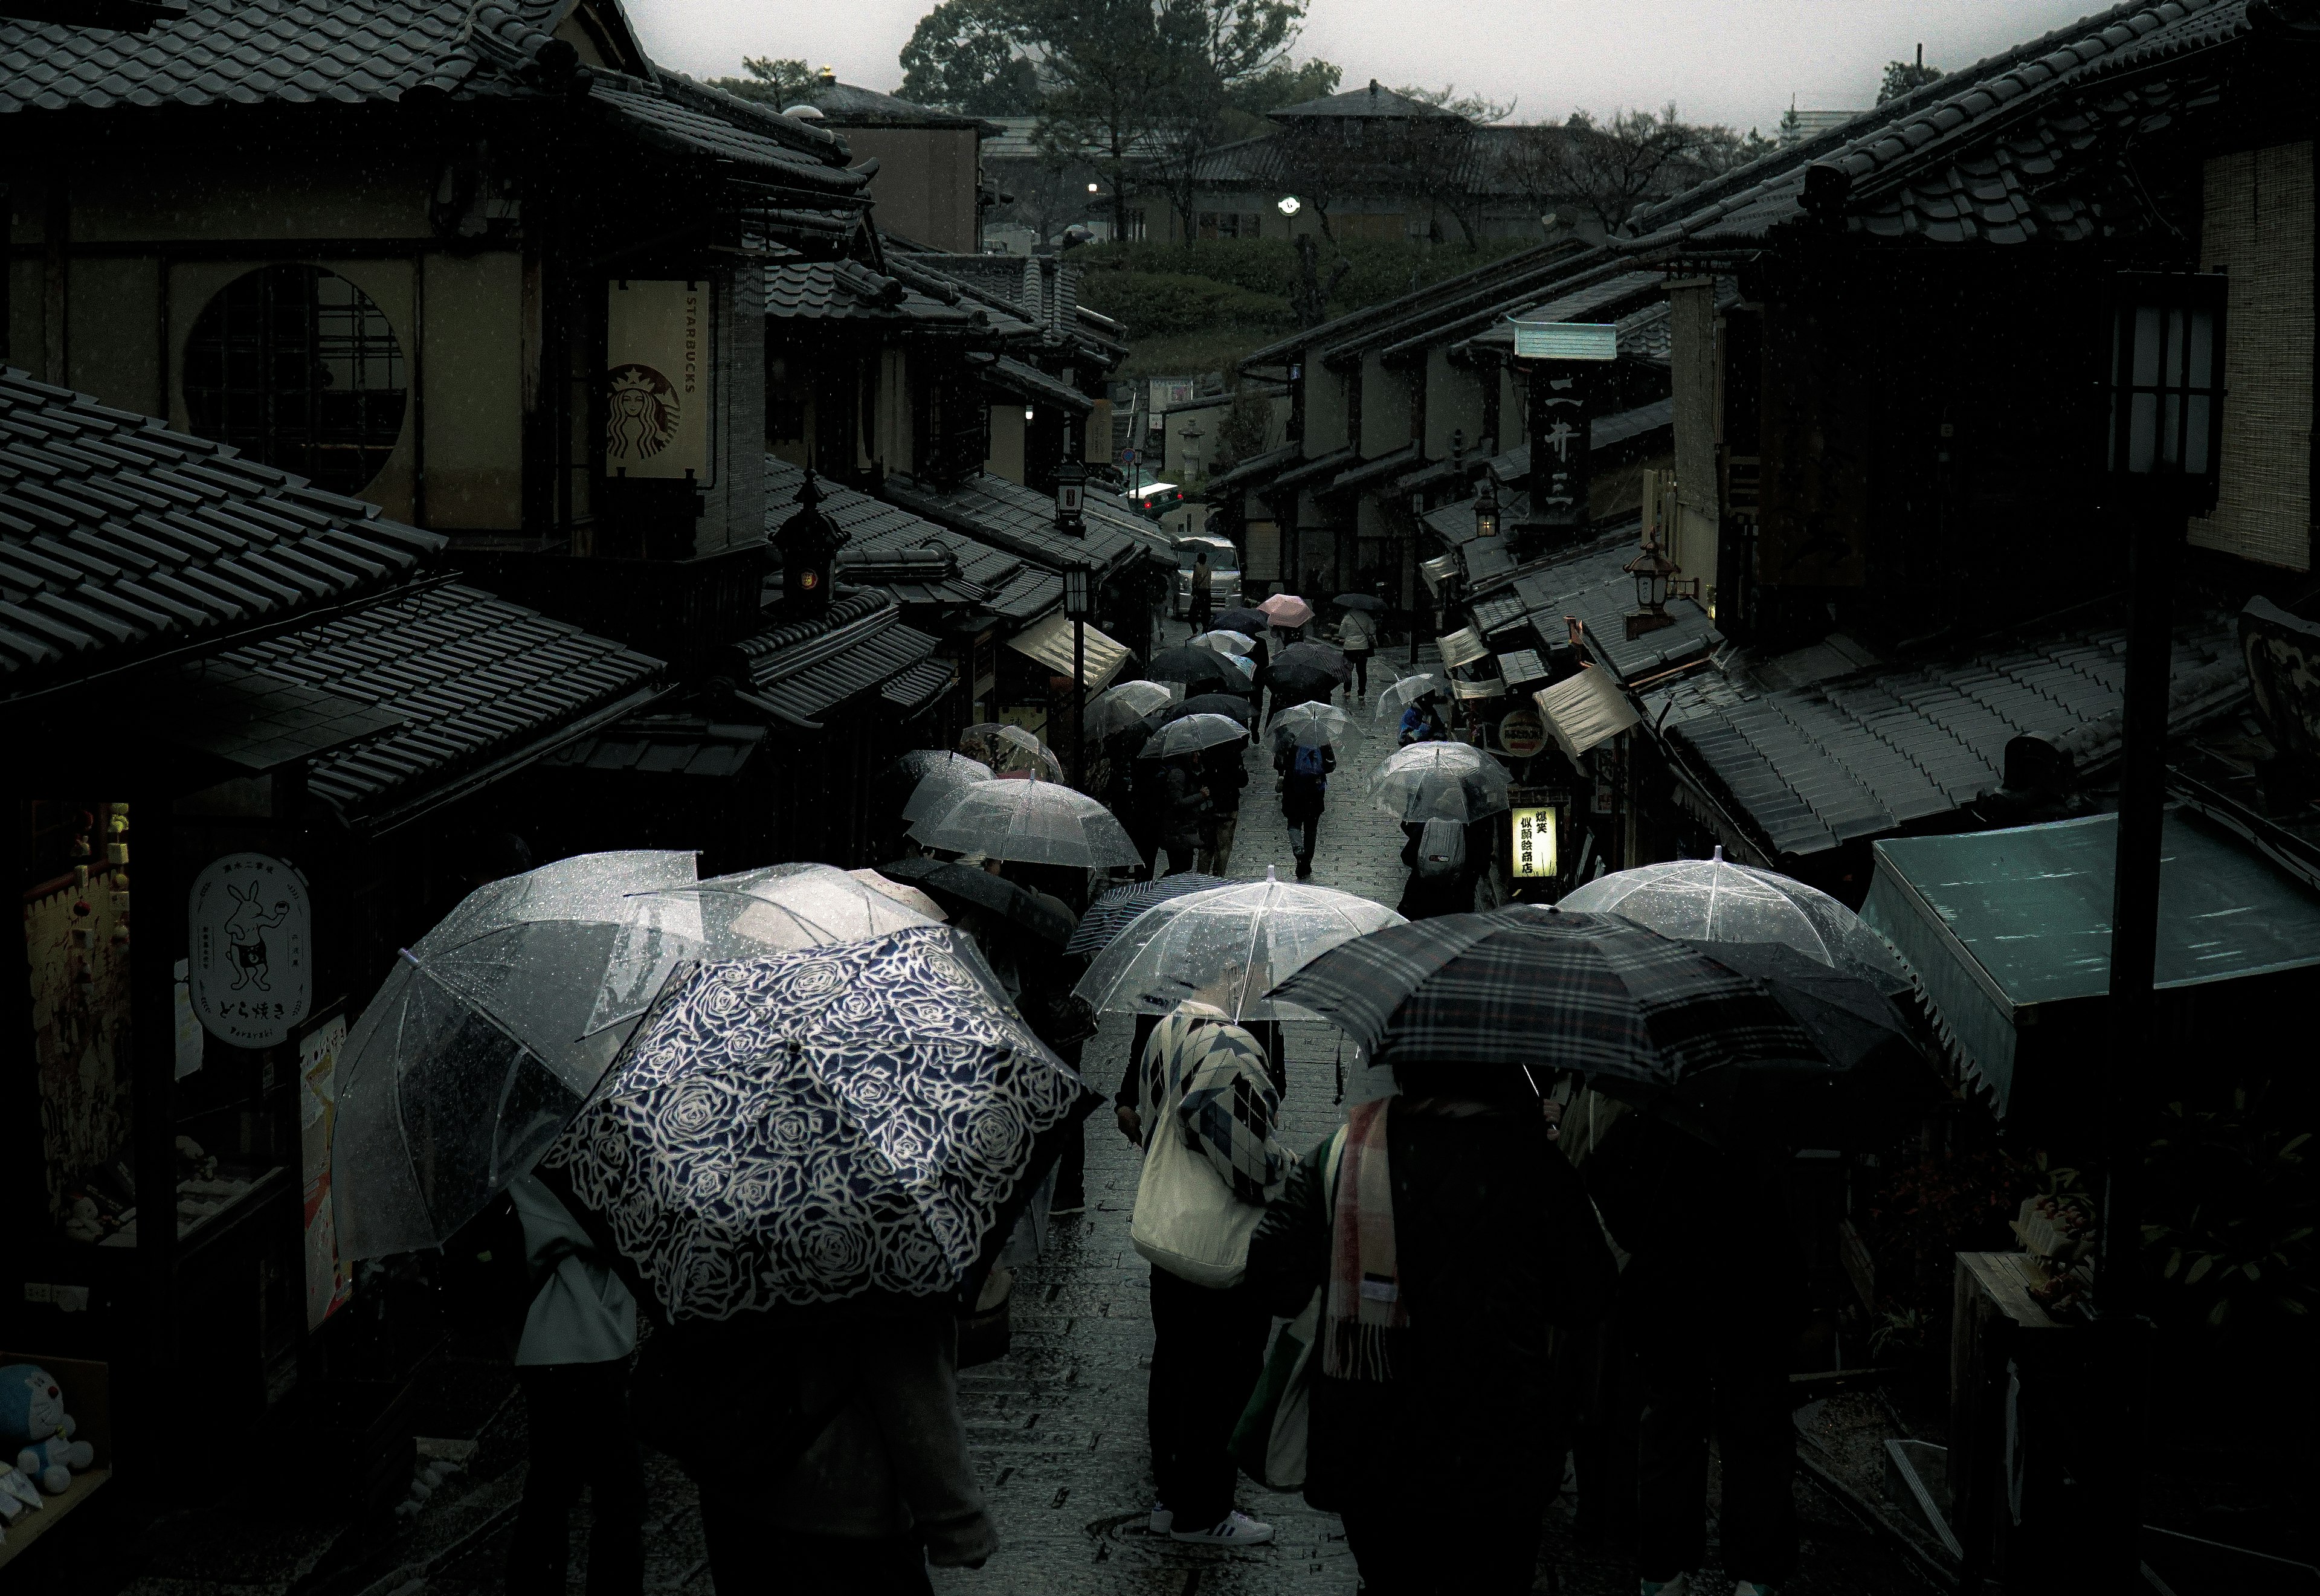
[1861,807,2320,1122]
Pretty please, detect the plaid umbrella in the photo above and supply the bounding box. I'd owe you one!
[544,927,1098,1316]
[1066,874,1233,958]
[1265,906,1825,1085]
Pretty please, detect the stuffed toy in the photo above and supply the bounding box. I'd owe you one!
[0,1365,94,1494]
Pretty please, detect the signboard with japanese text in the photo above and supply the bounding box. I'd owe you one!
[1510,806,1561,878]
[1498,706,1547,758]
[1527,367,1594,529]
[187,852,311,1047]
[606,279,712,481]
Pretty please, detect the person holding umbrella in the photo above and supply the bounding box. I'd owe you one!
[1197,739,1250,874]
[1163,754,1207,875]
[1268,704,1347,881]
[1334,597,1380,701]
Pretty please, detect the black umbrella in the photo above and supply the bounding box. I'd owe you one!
[1214,607,1271,636]
[1266,906,1834,1084]
[1334,593,1387,613]
[1168,693,1254,726]
[1276,641,1352,681]
[1265,657,1348,702]
[875,857,1075,947]
[1149,645,1245,693]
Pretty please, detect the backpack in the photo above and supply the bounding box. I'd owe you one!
[1414,817,1468,879]
[1292,743,1327,780]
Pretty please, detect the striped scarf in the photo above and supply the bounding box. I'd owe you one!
[1323,1098,1405,1382]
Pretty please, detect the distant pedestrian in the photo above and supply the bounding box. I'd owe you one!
[499,1174,644,1596]
[1162,755,1205,876]
[1246,1063,1612,1596]
[1196,742,1248,874]
[1132,1005,1288,1546]
[1275,738,1335,880]
[1397,808,1481,921]
[1336,607,1377,700]
[1190,552,1214,631]
[1587,1115,1805,1596]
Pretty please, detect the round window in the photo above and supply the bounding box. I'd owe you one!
[182,264,408,495]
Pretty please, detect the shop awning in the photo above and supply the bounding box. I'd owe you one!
[1861,808,2320,1122]
[1008,611,1129,690]
[1535,665,1639,761]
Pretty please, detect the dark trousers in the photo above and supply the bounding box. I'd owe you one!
[508,1361,645,1596]
[1345,649,1370,697]
[1288,814,1320,863]
[1146,1267,1270,1529]
[698,1484,931,1596]
[1190,594,1213,630]
[1340,1493,1541,1596]
[1635,1334,1797,1584]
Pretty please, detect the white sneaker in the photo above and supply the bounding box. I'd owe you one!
[1148,1501,1172,1534]
[1170,1510,1274,1545]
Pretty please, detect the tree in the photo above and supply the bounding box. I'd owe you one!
[1878,56,1943,104]
[1394,83,1515,123]
[899,0,1041,115]
[1287,234,1352,327]
[1551,105,1768,233]
[707,56,816,107]
[1226,56,1338,115]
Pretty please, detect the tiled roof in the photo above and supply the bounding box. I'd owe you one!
[1237,245,1570,371]
[885,251,1123,365]
[591,77,866,195]
[764,456,1062,622]
[1500,535,1721,683]
[1330,443,1422,495]
[978,355,1094,416]
[539,715,765,777]
[1668,619,2248,860]
[764,259,972,326]
[1271,80,1463,120]
[882,470,1173,578]
[1205,441,1304,500]
[225,582,666,824]
[1616,0,2248,253]
[0,367,443,702]
[1452,270,1669,355]
[1419,397,1676,515]
[794,78,991,131]
[1264,446,1361,498]
[725,590,953,729]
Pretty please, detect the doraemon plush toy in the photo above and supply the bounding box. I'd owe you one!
[0,1365,94,1494]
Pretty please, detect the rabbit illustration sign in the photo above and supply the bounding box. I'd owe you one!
[187,852,311,1047]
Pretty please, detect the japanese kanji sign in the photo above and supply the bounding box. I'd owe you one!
[188,852,311,1047]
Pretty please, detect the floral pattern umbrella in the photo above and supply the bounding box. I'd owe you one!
[546,927,1098,1317]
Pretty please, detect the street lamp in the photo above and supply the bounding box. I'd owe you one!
[1623,529,1680,639]
[1065,561,1095,788]
[1473,470,1500,539]
[2084,267,2227,1590]
[1054,452,1086,536]
[1277,195,1301,216]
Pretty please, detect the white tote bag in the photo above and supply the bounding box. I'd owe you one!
[1130,1114,1265,1288]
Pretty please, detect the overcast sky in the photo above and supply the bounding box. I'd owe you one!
[624,0,2107,132]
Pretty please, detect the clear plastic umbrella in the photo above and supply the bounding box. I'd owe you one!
[910,776,1144,866]
[962,722,1064,779]
[851,867,947,921]
[636,863,939,957]
[1374,672,1446,721]
[899,751,994,823]
[1140,712,1249,760]
[1084,679,1178,736]
[1370,741,1511,821]
[1561,847,1915,993]
[1189,628,1257,657]
[1268,701,1355,751]
[1074,866,1406,1022]
[332,850,703,1260]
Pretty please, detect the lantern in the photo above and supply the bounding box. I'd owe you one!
[775,471,843,614]
[1054,455,1086,535]
[2106,271,2227,512]
[1623,531,1680,640]
[1474,471,1500,539]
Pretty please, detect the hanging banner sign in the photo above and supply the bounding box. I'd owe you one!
[1510,805,1560,878]
[605,279,712,481]
[187,852,312,1047]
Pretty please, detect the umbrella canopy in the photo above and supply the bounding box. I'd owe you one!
[333,850,706,1260]
[1268,701,1355,751]
[1141,712,1250,761]
[1147,645,1243,694]
[1370,741,1511,821]
[1266,906,1833,1083]
[1560,849,1915,995]
[1374,673,1446,721]
[1259,593,1315,628]
[1275,641,1352,681]
[1170,692,1254,727]
[1214,607,1272,636]
[637,864,938,957]
[893,748,988,785]
[899,753,994,823]
[876,857,1075,947]
[1333,593,1387,613]
[910,776,1143,867]
[851,869,947,921]
[961,722,1064,779]
[1084,679,1178,736]
[1065,874,1234,958]
[544,927,1099,1316]
[1076,867,1406,1023]
[1188,628,1257,657]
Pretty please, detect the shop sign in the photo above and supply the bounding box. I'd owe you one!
[187,852,311,1047]
[605,279,712,481]
[1510,805,1560,878]
[1498,706,1547,758]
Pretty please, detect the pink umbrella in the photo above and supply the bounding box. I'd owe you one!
[1258,593,1314,628]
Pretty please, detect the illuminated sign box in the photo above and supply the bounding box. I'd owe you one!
[1510,321,1617,361]
[1510,805,1559,878]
